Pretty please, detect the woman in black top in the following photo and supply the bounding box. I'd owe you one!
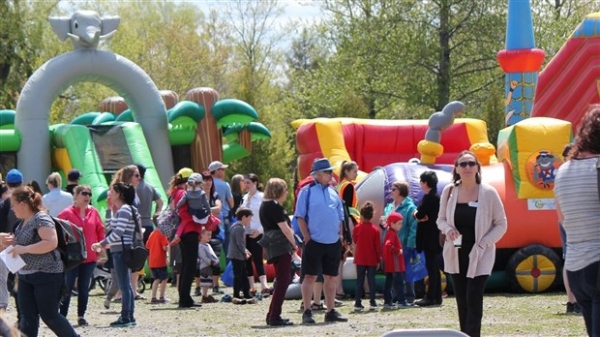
[260,178,297,326]
[413,170,443,306]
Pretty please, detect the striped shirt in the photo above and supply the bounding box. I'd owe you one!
[554,157,600,271]
[101,205,142,252]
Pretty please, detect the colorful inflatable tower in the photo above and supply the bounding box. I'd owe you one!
[497,0,545,126]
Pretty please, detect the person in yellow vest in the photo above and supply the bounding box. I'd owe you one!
[336,160,360,299]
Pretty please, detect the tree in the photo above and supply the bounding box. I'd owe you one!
[0,1,60,109]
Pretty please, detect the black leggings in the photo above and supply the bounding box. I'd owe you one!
[245,235,265,277]
[424,249,442,303]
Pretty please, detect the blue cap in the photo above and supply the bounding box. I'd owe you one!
[6,169,23,184]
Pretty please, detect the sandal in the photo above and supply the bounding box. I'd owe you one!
[311,302,325,311]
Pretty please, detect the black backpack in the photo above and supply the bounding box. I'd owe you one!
[52,217,87,271]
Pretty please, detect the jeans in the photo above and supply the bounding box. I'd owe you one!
[384,272,406,304]
[112,252,135,320]
[424,249,442,303]
[267,254,291,321]
[450,273,489,337]
[567,261,600,337]
[178,232,199,306]
[355,265,376,305]
[221,215,231,259]
[60,262,96,318]
[245,235,265,277]
[18,272,78,337]
[232,259,251,298]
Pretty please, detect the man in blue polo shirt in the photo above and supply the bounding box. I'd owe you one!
[209,161,234,255]
[295,158,347,324]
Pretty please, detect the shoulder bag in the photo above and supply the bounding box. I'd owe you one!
[122,206,149,272]
[439,185,454,248]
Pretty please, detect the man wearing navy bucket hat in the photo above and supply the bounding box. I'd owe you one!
[294,158,348,324]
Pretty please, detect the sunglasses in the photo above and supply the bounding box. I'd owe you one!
[323,170,333,174]
[80,192,92,197]
[458,161,477,168]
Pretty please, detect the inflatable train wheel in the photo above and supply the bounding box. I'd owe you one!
[425,270,447,293]
[506,245,561,293]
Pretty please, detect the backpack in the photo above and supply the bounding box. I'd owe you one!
[156,208,180,241]
[52,217,87,271]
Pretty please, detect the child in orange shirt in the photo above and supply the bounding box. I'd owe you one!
[352,201,382,311]
[382,212,412,309]
[146,229,170,304]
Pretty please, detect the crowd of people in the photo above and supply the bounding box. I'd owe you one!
[0,105,598,336]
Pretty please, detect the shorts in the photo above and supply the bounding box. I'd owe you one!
[198,266,213,287]
[301,239,342,277]
[151,267,168,281]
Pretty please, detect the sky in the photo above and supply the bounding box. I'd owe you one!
[196,0,323,24]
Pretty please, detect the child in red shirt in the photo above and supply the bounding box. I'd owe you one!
[353,201,382,311]
[382,212,412,309]
[146,229,170,303]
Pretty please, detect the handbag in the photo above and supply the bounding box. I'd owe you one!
[121,206,149,272]
[404,247,428,282]
[439,185,454,247]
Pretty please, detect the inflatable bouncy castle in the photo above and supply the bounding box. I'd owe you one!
[0,10,270,219]
[292,4,599,293]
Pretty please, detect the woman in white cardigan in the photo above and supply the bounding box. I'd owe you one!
[437,151,507,337]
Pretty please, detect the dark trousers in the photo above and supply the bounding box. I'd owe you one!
[178,232,199,306]
[424,249,442,303]
[18,272,78,337]
[355,265,376,305]
[567,261,600,337]
[267,254,292,321]
[232,259,251,298]
[384,272,406,304]
[60,261,96,317]
[245,235,265,277]
[450,273,488,337]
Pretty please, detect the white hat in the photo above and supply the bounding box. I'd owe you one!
[188,173,203,184]
[208,161,229,172]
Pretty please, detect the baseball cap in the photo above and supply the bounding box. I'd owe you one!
[188,173,203,184]
[177,167,193,179]
[386,212,403,227]
[67,169,81,181]
[208,161,228,172]
[6,169,23,184]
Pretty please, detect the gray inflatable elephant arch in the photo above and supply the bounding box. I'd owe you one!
[14,10,173,190]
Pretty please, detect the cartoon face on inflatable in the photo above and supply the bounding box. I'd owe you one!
[355,163,454,221]
[525,150,562,189]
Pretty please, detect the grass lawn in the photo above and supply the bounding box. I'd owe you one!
[4,285,587,336]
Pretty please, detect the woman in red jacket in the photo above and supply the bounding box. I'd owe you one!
[58,185,105,326]
[352,201,381,311]
[169,168,203,308]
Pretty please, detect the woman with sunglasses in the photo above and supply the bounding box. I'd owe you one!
[58,185,105,326]
[437,150,507,337]
[92,182,141,327]
[108,165,145,301]
[382,181,418,304]
[200,171,225,294]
